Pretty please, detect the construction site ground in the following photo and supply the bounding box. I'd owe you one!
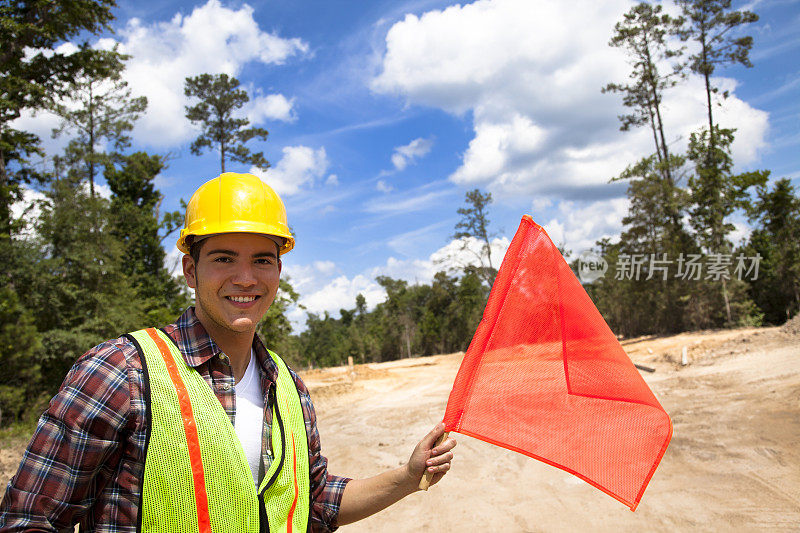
[1,323,798,531]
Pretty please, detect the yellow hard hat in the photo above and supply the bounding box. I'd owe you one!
[177,172,295,255]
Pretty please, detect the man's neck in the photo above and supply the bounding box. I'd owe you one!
[195,311,255,383]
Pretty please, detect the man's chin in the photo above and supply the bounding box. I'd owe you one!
[229,317,258,332]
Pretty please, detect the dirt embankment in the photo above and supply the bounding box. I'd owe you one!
[2,326,798,531]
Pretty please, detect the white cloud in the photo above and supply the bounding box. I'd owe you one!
[246,93,297,124]
[373,0,770,200]
[12,1,308,149]
[365,188,451,214]
[284,233,510,330]
[391,137,434,171]
[729,220,752,248]
[284,261,384,328]
[11,187,47,240]
[251,145,329,196]
[326,174,339,186]
[376,179,393,193]
[542,198,630,254]
[165,246,186,279]
[109,0,306,146]
[300,274,385,316]
[82,181,113,200]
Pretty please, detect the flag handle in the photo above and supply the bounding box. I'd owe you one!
[418,431,450,490]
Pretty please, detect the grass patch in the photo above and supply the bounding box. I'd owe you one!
[0,420,37,448]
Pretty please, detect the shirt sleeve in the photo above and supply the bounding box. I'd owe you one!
[290,370,350,533]
[0,341,133,532]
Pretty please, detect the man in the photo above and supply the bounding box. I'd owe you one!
[0,172,456,532]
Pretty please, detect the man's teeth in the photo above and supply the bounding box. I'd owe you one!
[229,296,256,303]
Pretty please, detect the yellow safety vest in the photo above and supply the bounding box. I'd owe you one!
[125,328,310,533]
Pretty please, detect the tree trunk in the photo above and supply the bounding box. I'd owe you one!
[88,82,96,198]
[722,278,732,324]
[0,145,10,236]
[701,20,715,162]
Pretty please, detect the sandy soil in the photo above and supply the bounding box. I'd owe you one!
[2,325,798,531]
[306,326,800,532]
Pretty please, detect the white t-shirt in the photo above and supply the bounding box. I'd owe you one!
[234,349,265,485]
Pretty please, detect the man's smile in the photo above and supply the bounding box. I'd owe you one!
[226,295,261,307]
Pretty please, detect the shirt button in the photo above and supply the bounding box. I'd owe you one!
[266,449,272,457]
[221,383,232,391]
[219,353,229,363]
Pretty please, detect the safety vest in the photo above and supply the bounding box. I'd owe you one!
[124,328,310,533]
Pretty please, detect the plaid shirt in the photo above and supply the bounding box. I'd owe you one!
[0,307,349,532]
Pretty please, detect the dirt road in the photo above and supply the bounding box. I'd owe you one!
[2,326,798,531]
[306,326,800,532]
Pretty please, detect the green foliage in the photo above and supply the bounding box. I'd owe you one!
[297,270,489,369]
[452,188,496,285]
[258,277,303,365]
[676,0,758,159]
[105,152,188,323]
[32,179,146,387]
[0,0,116,233]
[603,2,683,159]
[184,73,269,173]
[687,126,768,253]
[0,286,42,425]
[677,0,758,87]
[51,46,147,196]
[742,178,800,323]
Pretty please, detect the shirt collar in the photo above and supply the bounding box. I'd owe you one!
[169,307,278,383]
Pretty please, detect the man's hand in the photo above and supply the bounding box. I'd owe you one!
[338,423,458,525]
[406,422,457,489]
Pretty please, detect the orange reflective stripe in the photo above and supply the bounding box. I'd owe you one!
[146,328,212,533]
[286,432,299,533]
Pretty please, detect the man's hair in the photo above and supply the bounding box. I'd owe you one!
[189,237,205,266]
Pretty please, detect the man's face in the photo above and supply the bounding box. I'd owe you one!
[182,233,281,337]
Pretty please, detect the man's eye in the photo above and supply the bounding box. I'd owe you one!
[213,256,233,263]
[255,258,274,265]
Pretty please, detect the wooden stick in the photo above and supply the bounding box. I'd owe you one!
[418,431,449,491]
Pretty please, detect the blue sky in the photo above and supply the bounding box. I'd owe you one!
[15,0,800,327]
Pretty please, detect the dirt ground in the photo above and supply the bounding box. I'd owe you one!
[305,325,800,532]
[2,325,798,531]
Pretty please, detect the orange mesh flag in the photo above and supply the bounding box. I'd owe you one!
[442,215,671,510]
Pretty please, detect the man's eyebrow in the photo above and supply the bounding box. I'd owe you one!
[206,249,237,256]
[253,251,278,259]
[205,249,277,258]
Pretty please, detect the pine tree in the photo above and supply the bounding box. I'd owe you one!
[744,178,800,323]
[0,0,116,232]
[32,177,145,389]
[687,126,768,324]
[0,286,42,426]
[453,189,496,285]
[677,0,758,160]
[603,2,684,186]
[184,73,270,173]
[51,47,147,197]
[104,152,187,324]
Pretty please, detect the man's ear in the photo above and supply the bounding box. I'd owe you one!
[183,254,197,289]
[278,258,282,276]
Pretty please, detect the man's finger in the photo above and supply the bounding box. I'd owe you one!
[426,451,454,467]
[430,436,457,456]
[421,422,446,450]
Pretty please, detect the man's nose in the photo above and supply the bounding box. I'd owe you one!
[231,262,257,286]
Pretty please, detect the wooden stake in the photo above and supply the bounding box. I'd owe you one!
[418,431,449,491]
